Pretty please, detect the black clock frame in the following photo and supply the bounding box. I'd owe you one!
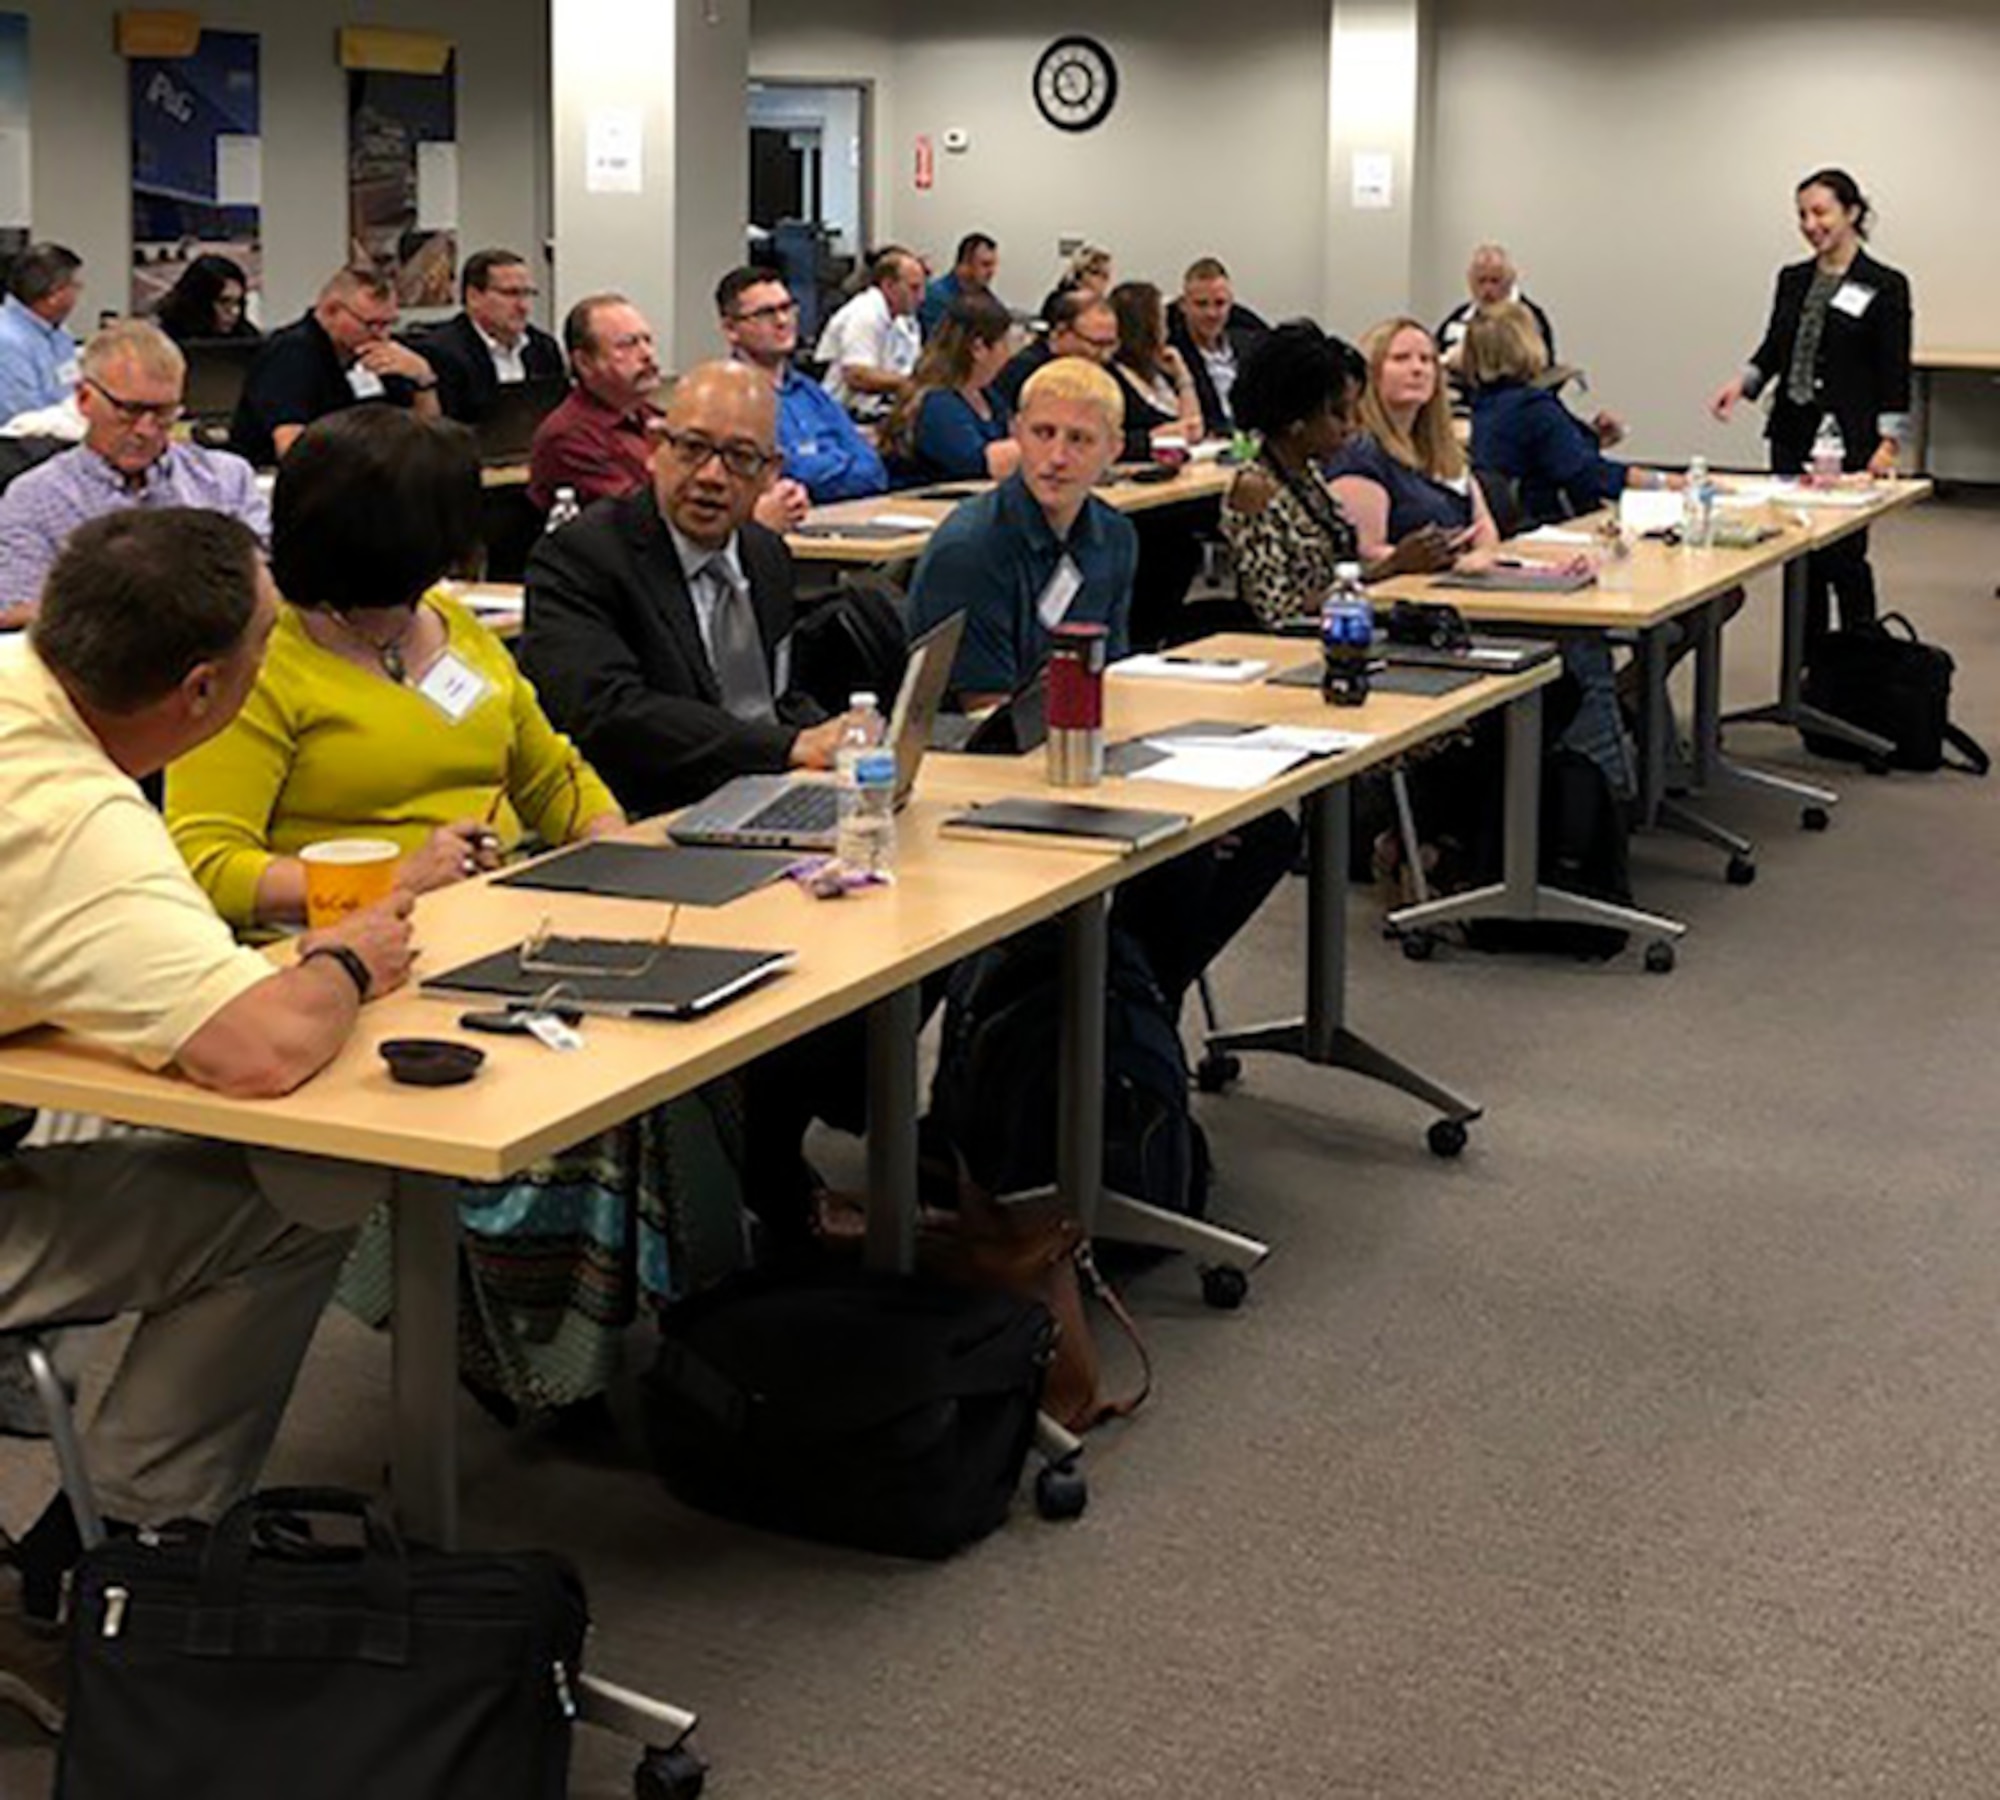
[1033,35,1119,134]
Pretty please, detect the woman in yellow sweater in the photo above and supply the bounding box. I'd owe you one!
[168,407,744,1425]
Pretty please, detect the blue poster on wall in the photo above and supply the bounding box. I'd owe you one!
[130,30,261,318]
[0,13,30,269]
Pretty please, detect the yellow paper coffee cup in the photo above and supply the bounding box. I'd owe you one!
[300,838,402,929]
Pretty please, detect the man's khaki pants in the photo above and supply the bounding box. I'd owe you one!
[0,1135,386,1524]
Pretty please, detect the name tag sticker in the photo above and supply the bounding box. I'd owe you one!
[55,356,79,387]
[1036,555,1085,630]
[348,365,387,400]
[416,651,491,723]
[1831,283,1875,320]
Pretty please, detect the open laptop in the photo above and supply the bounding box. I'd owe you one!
[181,339,261,425]
[667,610,965,851]
[476,375,569,464]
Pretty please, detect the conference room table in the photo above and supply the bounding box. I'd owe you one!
[1370,477,1930,899]
[1910,348,2000,476]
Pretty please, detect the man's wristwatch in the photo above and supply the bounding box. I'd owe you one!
[302,944,373,1001]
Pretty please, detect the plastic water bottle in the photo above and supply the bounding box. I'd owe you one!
[545,486,582,533]
[1810,416,1846,487]
[835,748,898,878]
[1319,560,1373,706]
[1682,456,1716,548]
[834,690,884,782]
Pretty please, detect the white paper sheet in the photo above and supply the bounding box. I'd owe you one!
[1352,150,1394,210]
[1518,526,1597,546]
[870,511,940,531]
[416,141,459,230]
[1131,745,1310,791]
[585,108,643,194]
[215,135,261,207]
[1618,489,1683,534]
[1113,653,1271,684]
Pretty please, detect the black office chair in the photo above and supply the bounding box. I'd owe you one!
[0,1328,108,1554]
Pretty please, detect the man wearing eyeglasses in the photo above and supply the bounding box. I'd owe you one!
[522,358,872,1251]
[227,265,439,468]
[0,321,268,626]
[413,247,564,426]
[992,289,1121,412]
[716,266,886,503]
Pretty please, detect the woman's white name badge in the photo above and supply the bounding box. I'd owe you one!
[1831,282,1876,320]
[416,651,490,722]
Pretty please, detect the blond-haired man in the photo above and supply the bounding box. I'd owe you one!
[0,320,267,623]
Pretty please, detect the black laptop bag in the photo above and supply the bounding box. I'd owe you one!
[646,1268,1053,1559]
[1801,613,1990,774]
[56,1488,588,1800]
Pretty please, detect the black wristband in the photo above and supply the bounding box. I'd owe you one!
[302,944,372,1002]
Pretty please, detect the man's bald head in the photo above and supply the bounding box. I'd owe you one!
[653,358,784,549]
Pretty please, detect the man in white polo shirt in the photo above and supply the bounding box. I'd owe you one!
[814,245,925,423]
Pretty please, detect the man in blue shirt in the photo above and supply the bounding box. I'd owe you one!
[918,232,1000,340]
[909,357,1296,1013]
[910,356,1135,703]
[716,266,885,503]
[0,245,84,424]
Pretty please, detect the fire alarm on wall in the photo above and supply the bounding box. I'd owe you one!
[941,127,971,153]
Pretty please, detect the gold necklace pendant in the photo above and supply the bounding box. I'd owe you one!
[382,642,408,683]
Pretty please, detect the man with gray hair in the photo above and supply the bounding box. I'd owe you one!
[0,244,85,423]
[1435,242,1556,369]
[0,320,268,625]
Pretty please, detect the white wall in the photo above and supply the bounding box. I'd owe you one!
[11,0,549,327]
[1421,0,2000,477]
[750,0,1331,325]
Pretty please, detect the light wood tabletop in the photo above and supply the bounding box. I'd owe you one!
[786,459,1236,564]
[0,640,1546,1184]
[1913,348,2000,374]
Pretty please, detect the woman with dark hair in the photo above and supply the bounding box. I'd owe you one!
[166,407,743,1426]
[153,253,258,343]
[1108,279,1204,449]
[1710,166,1911,649]
[1222,320,1456,628]
[881,292,1020,482]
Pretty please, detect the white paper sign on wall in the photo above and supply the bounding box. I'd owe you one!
[586,108,643,194]
[1352,150,1393,210]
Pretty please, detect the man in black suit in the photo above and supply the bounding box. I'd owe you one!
[521,360,858,818]
[522,361,869,1250]
[1166,256,1269,438]
[414,248,564,427]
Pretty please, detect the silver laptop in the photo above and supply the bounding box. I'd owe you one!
[667,611,965,850]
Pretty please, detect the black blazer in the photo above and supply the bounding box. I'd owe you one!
[414,311,565,425]
[1747,249,1912,468]
[520,488,827,818]
[1166,307,1268,437]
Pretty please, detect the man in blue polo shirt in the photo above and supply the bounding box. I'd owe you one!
[716,266,885,503]
[918,232,1000,340]
[910,356,1135,703]
[908,357,1296,1014]
[0,245,84,424]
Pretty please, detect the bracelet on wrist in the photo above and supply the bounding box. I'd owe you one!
[302,943,372,1001]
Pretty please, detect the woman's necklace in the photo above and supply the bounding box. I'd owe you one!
[326,605,423,683]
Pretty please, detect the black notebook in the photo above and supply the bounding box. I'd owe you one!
[940,798,1189,855]
[1432,565,1596,593]
[1267,663,1482,697]
[422,940,793,1019]
[495,842,792,907]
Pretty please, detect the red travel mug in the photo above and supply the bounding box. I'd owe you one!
[1046,621,1107,787]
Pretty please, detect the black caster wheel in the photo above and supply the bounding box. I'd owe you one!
[1035,1459,1089,1522]
[1801,806,1830,832]
[1644,940,1677,974]
[1400,930,1436,962]
[1725,854,1757,887]
[1194,1051,1242,1095]
[634,1745,707,1800]
[1200,1264,1250,1310]
[1426,1117,1469,1159]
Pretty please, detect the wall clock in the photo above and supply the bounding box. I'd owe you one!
[1033,36,1118,134]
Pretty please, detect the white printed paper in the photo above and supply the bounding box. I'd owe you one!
[1618,489,1683,534]
[215,135,262,207]
[1131,745,1310,791]
[416,141,459,230]
[1352,150,1394,210]
[586,108,644,194]
[1113,653,1271,684]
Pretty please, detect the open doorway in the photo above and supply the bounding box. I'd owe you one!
[747,79,870,347]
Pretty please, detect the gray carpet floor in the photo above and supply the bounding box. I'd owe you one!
[6,496,1998,1799]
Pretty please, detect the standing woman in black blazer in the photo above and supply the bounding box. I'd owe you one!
[1710,167,1912,649]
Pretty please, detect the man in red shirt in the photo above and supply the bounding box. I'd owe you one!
[527,293,664,512]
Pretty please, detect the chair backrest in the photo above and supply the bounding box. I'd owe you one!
[1473,465,1524,540]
